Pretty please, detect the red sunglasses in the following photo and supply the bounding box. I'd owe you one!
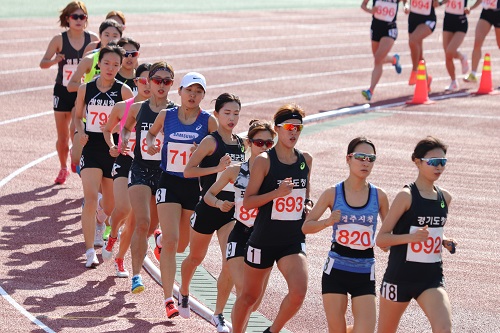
[250,139,274,148]
[277,123,304,132]
[134,77,148,85]
[150,77,173,85]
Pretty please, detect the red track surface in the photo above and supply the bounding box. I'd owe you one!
[1,8,499,332]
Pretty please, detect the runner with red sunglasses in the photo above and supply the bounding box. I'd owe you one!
[376,136,457,332]
[302,137,389,333]
[204,119,276,329]
[100,63,152,277]
[231,103,313,333]
[39,1,98,184]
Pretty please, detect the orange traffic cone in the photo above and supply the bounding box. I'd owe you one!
[407,60,435,105]
[476,53,499,95]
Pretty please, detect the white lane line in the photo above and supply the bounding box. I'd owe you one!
[376,109,500,120]
[0,111,53,126]
[0,287,56,333]
[0,85,52,97]
[0,151,57,189]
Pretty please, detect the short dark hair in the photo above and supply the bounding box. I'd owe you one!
[213,93,241,113]
[99,19,123,37]
[411,136,448,161]
[347,136,376,155]
[136,63,152,78]
[118,37,140,51]
[98,43,125,63]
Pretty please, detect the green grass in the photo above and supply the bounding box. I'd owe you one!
[2,0,360,19]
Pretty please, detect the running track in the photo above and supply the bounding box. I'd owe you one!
[1,8,500,332]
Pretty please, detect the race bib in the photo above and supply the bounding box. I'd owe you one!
[234,196,257,227]
[374,1,398,22]
[166,142,193,173]
[335,224,375,250]
[140,130,163,161]
[271,188,306,221]
[445,0,465,14]
[125,131,136,159]
[406,226,443,263]
[62,63,78,87]
[86,105,111,133]
[482,0,498,9]
[410,0,432,15]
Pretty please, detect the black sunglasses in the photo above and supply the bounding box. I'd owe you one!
[68,14,87,20]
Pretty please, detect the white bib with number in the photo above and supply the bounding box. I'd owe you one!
[271,188,306,221]
[141,130,163,161]
[445,0,465,14]
[482,0,498,9]
[374,1,398,22]
[62,64,78,87]
[234,196,257,227]
[406,226,443,263]
[335,224,375,250]
[216,161,237,192]
[411,0,432,15]
[166,142,192,173]
[86,105,111,133]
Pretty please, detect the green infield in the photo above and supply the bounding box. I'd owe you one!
[1,0,360,19]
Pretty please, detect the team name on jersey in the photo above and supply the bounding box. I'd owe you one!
[277,178,307,188]
[65,58,80,65]
[228,153,245,162]
[417,216,447,226]
[140,122,154,131]
[88,98,115,107]
[340,214,376,224]
[169,131,200,140]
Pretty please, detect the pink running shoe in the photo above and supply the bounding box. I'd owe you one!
[54,168,70,184]
[154,229,162,261]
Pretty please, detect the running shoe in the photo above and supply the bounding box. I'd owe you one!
[54,168,69,185]
[361,89,372,101]
[96,193,107,224]
[408,70,418,85]
[154,229,162,261]
[85,249,98,268]
[131,275,145,294]
[445,80,459,91]
[461,55,469,75]
[178,292,191,318]
[463,73,477,83]
[102,237,117,261]
[211,313,230,333]
[165,299,179,319]
[94,222,105,247]
[114,258,129,278]
[392,54,402,74]
[102,225,112,241]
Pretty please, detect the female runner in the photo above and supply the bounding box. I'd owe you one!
[74,44,133,268]
[442,0,481,90]
[231,103,313,333]
[101,63,152,277]
[361,0,402,101]
[146,72,217,318]
[464,0,500,82]
[376,136,457,333]
[302,137,389,333]
[204,120,276,325]
[178,93,246,331]
[39,1,98,183]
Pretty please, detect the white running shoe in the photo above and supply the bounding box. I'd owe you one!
[114,258,129,278]
[96,193,107,224]
[211,313,230,332]
[178,292,191,319]
[445,80,459,91]
[85,249,98,268]
[94,223,105,247]
[461,55,469,75]
[101,244,113,261]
